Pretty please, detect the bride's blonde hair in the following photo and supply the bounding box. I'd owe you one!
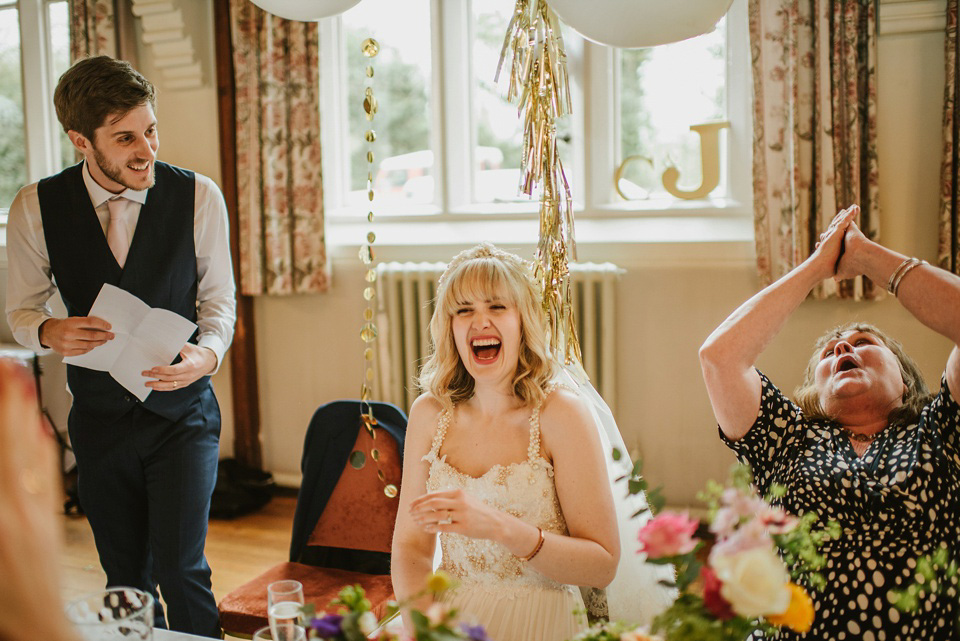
[418,243,556,411]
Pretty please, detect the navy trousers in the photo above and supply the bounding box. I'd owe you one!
[68,385,221,638]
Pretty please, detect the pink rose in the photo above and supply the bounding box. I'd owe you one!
[710,518,771,559]
[756,504,799,534]
[710,488,767,536]
[637,511,700,558]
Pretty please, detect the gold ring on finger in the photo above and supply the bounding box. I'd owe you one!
[173,380,178,389]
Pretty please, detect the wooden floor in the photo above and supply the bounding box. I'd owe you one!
[60,495,297,604]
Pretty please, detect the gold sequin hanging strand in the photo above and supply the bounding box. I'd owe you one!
[496,0,581,366]
[351,36,397,500]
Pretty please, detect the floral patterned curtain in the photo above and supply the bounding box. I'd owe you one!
[941,0,960,275]
[69,0,117,60]
[750,0,881,299]
[229,0,328,295]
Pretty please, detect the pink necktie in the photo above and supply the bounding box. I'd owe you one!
[106,197,130,268]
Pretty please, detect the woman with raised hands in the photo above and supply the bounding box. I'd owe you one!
[699,205,960,639]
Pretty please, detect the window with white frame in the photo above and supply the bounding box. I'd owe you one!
[319,0,750,222]
[0,0,71,214]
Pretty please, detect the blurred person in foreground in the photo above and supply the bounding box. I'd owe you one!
[0,359,79,641]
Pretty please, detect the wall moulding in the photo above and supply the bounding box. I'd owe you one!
[879,0,947,35]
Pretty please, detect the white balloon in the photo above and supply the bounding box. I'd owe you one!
[248,0,362,21]
[549,0,733,48]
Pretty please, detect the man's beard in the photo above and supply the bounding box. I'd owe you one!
[92,145,155,191]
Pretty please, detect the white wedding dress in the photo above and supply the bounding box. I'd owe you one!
[423,390,586,641]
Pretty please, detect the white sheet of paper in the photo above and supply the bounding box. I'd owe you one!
[64,284,198,401]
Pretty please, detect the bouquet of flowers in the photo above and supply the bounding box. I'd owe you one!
[582,461,838,641]
[303,572,490,641]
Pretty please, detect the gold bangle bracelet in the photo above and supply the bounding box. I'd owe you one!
[887,257,918,294]
[517,527,545,562]
[892,259,928,297]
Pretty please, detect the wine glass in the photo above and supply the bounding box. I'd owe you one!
[267,580,304,641]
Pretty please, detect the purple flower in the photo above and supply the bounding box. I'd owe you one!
[459,623,492,641]
[310,614,344,638]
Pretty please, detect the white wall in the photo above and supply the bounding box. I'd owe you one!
[4,1,951,505]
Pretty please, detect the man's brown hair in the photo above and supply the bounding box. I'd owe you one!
[53,56,156,142]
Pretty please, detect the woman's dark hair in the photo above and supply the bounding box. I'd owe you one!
[53,56,156,142]
[794,322,933,426]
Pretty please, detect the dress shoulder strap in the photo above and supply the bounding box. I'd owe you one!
[527,383,562,462]
[427,408,452,457]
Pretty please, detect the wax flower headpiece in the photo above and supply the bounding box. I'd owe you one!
[437,242,537,292]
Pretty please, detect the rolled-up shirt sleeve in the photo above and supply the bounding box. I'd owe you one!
[5,183,57,353]
[193,174,236,373]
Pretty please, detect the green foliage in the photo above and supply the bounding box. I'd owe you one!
[410,608,467,641]
[331,584,372,613]
[651,595,774,641]
[889,545,959,618]
[773,512,838,591]
[614,447,665,515]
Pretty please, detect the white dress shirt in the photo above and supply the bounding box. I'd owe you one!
[5,161,236,370]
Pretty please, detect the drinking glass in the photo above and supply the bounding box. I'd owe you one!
[65,587,154,641]
[267,580,304,609]
[267,579,304,641]
[254,624,306,641]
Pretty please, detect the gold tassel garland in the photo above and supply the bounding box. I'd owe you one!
[497,0,581,366]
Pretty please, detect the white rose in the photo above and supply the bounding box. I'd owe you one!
[357,611,378,635]
[711,546,791,618]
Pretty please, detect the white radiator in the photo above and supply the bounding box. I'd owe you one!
[375,261,625,414]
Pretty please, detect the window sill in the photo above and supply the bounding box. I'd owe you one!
[327,213,756,268]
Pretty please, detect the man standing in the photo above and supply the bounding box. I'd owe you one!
[5,56,235,637]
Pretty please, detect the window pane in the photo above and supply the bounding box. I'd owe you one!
[342,0,433,210]
[48,0,74,170]
[0,6,25,207]
[619,22,726,200]
[472,0,575,205]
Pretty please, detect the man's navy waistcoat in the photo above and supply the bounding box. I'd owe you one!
[38,161,209,422]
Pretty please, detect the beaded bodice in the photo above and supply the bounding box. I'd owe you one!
[423,391,572,594]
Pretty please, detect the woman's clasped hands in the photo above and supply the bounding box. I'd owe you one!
[409,488,505,539]
[810,204,869,281]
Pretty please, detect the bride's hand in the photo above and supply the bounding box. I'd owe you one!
[409,488,506,541]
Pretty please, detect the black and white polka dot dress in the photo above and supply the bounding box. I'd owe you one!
[720,371,960,640]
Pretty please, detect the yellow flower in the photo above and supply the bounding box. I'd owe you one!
[767,583,814,633]
[426,571,452,594]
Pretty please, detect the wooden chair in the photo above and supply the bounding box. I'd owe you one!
[218,401,406,638]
